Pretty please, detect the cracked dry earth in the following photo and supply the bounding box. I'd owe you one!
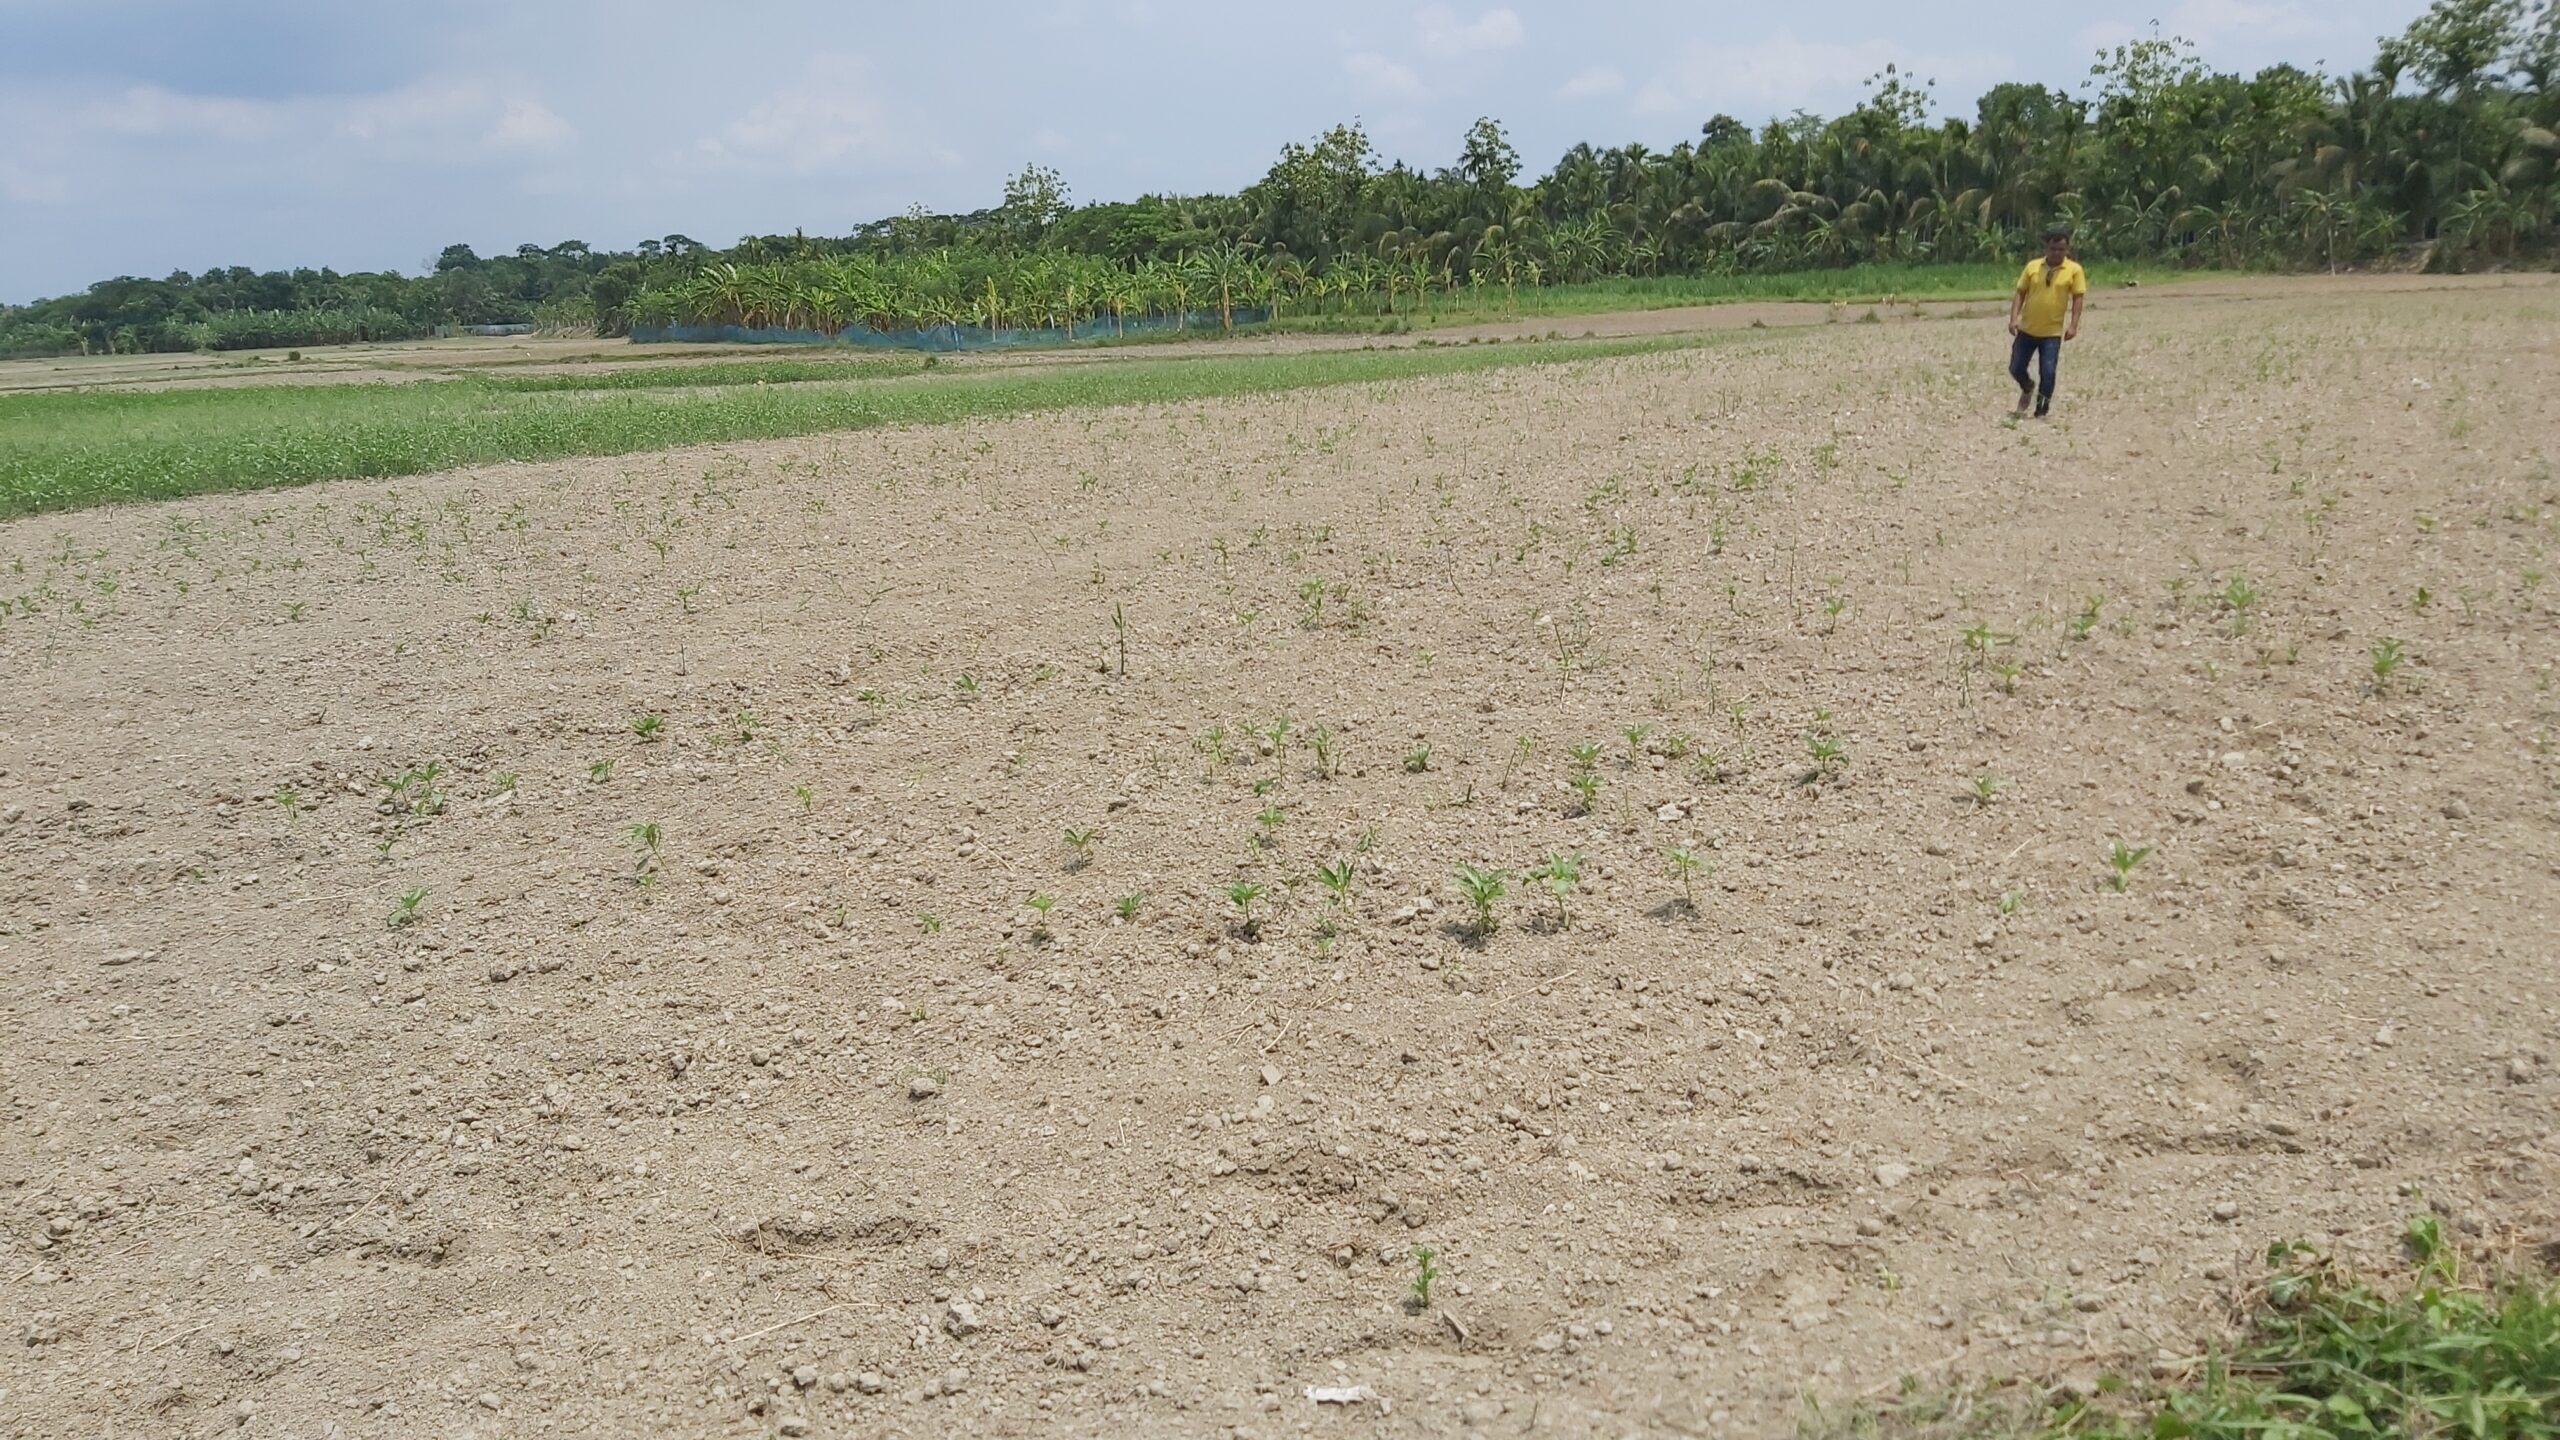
[3,277,2558,1439]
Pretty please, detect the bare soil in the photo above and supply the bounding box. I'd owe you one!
[3,278,2557,1440]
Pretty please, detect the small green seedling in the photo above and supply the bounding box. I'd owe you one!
[1110,601,1131,677]
[792,783,813,812]
[1315,859,1354,906]
[918,913,944,935]
[1311,725,1339,779]
[2104,840,2152,892]
[627,821,662,883]
[1567,741,1602,772]
[1622,724,1651,764]
[1805,733,1845,772]
[491,772,519,796]
[1408,1246,1441,1309]
[955,673,980,698]
[1025,892,1057,942]
[269,784,304,815]
[386,887,425,929]
[1969,774,2001,807]
[1225,881,1265,936]
[1567,769,1599,814]
[1667,846,1706,909]
[1453,863,1507,936]
[1530,850,1582,929]
[630,712,664,742]
[1064,827,1099,867]
[2370,637,2405,686]
[588,758,614,782]
[1114,893,1145,921]
[2068,594,2103,640]
[1499,736,1535,789]
[1404,742,1432,773]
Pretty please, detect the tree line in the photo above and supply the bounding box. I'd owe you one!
[4,0,2552,358]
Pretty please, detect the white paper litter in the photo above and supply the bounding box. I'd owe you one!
[1304,1384,1382,1406]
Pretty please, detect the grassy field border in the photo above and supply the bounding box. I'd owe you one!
[0,331,1746,519]
[1804,1216,2559,1440]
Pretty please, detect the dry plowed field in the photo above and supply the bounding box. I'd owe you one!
[4,280,2557,1438]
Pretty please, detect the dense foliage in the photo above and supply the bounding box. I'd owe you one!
[5,2,2553,356]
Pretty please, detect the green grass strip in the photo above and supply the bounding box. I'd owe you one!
[472,355,934,390]
[1808,1215,2560,1440]
[0,332,1730,518]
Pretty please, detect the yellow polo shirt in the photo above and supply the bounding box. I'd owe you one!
[2016,258,2086,338]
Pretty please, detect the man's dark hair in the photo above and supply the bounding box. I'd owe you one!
[2042,226,2071,242]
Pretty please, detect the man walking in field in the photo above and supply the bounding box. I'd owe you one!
[2006,226,2085,418]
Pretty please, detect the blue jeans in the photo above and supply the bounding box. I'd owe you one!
[2009,333,2061,406]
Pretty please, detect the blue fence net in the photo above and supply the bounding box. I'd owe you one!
[630,308,1270,352]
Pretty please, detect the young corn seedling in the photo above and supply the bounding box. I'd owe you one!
[1667,846,1706,910]
[1567,768,1600,815]
[588,758,614,783]
[2104,840,2152,892]
[1969,774,2001,807]
[491,772,519,797]
[1310,725,1339,779]
[1315,859,1355,907]
[1025,892,1057,943]
[1529,850,1582,930]
[1403,742,1432,774]
[1258,714,1293,766]
[1499,736,1535,790]
[1568,740,1603,772]
[1253,805,1285,849]
[1800,732,1845,785]
[1408,1246,1441,1310]
[2220,576,2260,635]
[1113,893,1145,922]
[2370,637,2406,688]
[2068,594,2103,640]
[628,821,662,883]
[630,712,665,742]
[1453,863,1507,937]
[792,783,814,813]
[917,913,943,935]
[1661,731,1694,760]
[1110,601,1130,677]
[1621,724,1651,765]
[269,784,304,815]
[1063,827,1100,869]
[386,887,425,929]
[1225,881,1265,938]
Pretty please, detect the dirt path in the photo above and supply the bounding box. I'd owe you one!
[2,279,2555,1439]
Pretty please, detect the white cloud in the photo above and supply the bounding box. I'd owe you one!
[84,85,285,143]
[1418,4,1524,54]
[1342,50,1428,100]
[487,98,575,153]
[685,53,957,179]
[0,155,68,205]
[2077,0,2329,61]
[1634,32,2002,118]
[1557,65,1624,100]
[691,55,891,174]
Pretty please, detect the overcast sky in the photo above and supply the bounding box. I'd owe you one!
[1,0,2431,301]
